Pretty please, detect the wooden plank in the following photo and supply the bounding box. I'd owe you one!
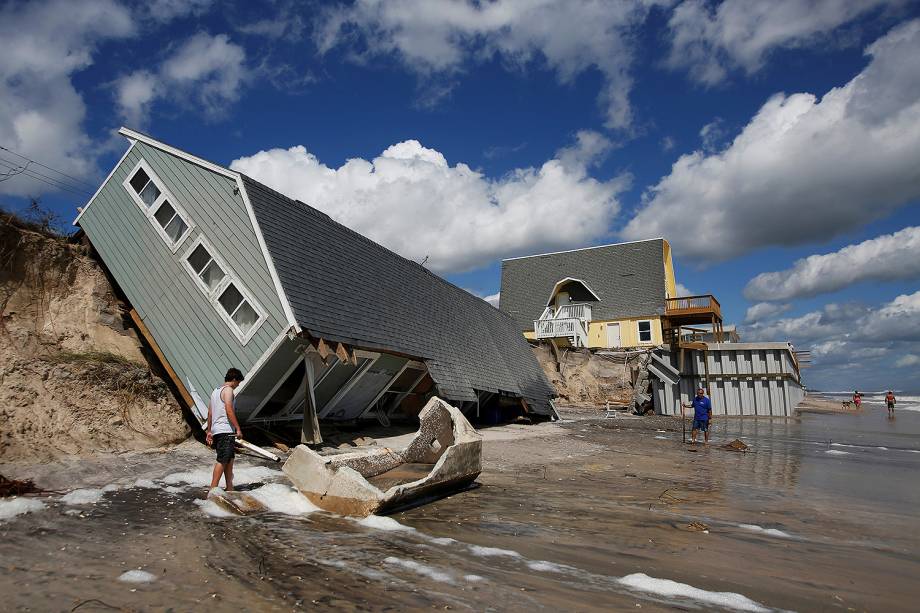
[129,309,194,409]
[316,337,332,362]
[335,342,349,364]
[301,355,323,445]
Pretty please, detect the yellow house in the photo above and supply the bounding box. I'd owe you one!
[499,238,683,349]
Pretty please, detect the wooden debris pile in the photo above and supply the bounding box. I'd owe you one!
[0,475,42,497]
[723,439,750,452]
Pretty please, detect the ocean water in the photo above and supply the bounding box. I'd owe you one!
[821,390,920,412]
[3,410,919,611]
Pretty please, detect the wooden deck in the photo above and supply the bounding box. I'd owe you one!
[666,295,721,320]
[663,295,724,345]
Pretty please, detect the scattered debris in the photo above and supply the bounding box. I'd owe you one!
[207,488,269,516]
[657,489,687,505]
[723,439,750,452]
[686,521,710,532]
[0,475,42,497]
[284,397,482,516]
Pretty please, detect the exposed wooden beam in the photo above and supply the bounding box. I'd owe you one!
[301,355,323,445]
[128,309,194,411]
[315,337,332,363]
[335,342,349,364]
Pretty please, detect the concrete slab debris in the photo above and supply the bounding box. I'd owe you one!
[283,397,482,517]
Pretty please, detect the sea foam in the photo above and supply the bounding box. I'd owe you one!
[617,573,770,612]
[468,545,522,558]
[162,465,283,487]
[357,515,415,531]
[61,488,106,505]
[383,557,454,583]
[738,524,795,539]
[246,483,318,515]
[118,570,157,583]
[0,497,45,521]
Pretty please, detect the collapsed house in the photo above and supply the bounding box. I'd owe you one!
[74,128,557,443]
[500,238,725,349]
[500,239,806,416]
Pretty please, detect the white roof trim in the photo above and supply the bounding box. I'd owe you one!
[73,139,137,226]
[503,237,665,262]
[236,175,301,333]
[118,127,238,179]
[545,277,601,306]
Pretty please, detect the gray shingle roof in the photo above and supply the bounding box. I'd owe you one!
[500,239,667,331]
[242,177,556,415]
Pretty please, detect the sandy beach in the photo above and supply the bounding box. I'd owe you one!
[2,402,919,611]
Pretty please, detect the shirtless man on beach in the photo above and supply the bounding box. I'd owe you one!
[206,368,244,491]
[886,390,896,416]
[684,388,712,445]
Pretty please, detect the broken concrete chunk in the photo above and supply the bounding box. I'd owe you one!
[207,488,269,516]
[283,397,482,517]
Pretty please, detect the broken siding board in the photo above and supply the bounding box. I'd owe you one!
[78,144,286,404]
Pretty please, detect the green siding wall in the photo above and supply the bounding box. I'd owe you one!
[79,141,288,404]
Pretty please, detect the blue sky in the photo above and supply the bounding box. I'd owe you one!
[2,0,920,392]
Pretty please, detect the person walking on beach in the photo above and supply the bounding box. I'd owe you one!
[684,388,712,445]
[853,390,862,410]
[886,390,896,416]
[206,368,244,491]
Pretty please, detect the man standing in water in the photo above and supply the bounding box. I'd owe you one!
[886,390,896,416]
[684,388,713,445]
[206,368,244,491]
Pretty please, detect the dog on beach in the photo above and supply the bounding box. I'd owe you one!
[842,401,852,410]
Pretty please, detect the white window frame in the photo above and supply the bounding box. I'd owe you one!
[637,319,653,344]
[122,159,194,253]
[180,235,267,345]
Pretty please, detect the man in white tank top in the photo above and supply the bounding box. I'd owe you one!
[206,368,244,491]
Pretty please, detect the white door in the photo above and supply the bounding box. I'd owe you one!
[606,323,621,348]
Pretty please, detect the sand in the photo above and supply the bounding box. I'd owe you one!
[2,405,918,611]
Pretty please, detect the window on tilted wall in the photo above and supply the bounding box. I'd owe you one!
[181,237,265,344]
[123,160,192,251]
[218,283,260,334]
[186,243,226,292]
[638,320,653,343]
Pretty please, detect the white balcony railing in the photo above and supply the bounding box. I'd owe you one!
[555,303,591,321]
[533,303,591,347]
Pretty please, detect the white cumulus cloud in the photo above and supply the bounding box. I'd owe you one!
[666,0,900,85]
[624,19,920,263]
[143,0,215,22]
[0,0,134,197]
[744,302,792,324]
[482,292,501,308]
[745,226,920,301]
[314,0,668,130]
[231,132,627,274]
[745,291,920,356]
[895,354,920,367]
[115,33,247,125]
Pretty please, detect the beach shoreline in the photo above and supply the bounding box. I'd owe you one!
[2,403,919,611]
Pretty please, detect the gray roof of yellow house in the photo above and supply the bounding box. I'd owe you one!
[499,239,667,331]
[243,177,557,414]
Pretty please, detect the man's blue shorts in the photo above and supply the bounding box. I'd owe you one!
[692,418,709,432]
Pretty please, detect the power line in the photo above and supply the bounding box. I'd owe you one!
[0,160,30,182]
[0,158,90,196]
[0,144,97,191]
[0,156,93,196]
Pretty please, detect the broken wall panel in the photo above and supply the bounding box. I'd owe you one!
[651,343,805,417]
